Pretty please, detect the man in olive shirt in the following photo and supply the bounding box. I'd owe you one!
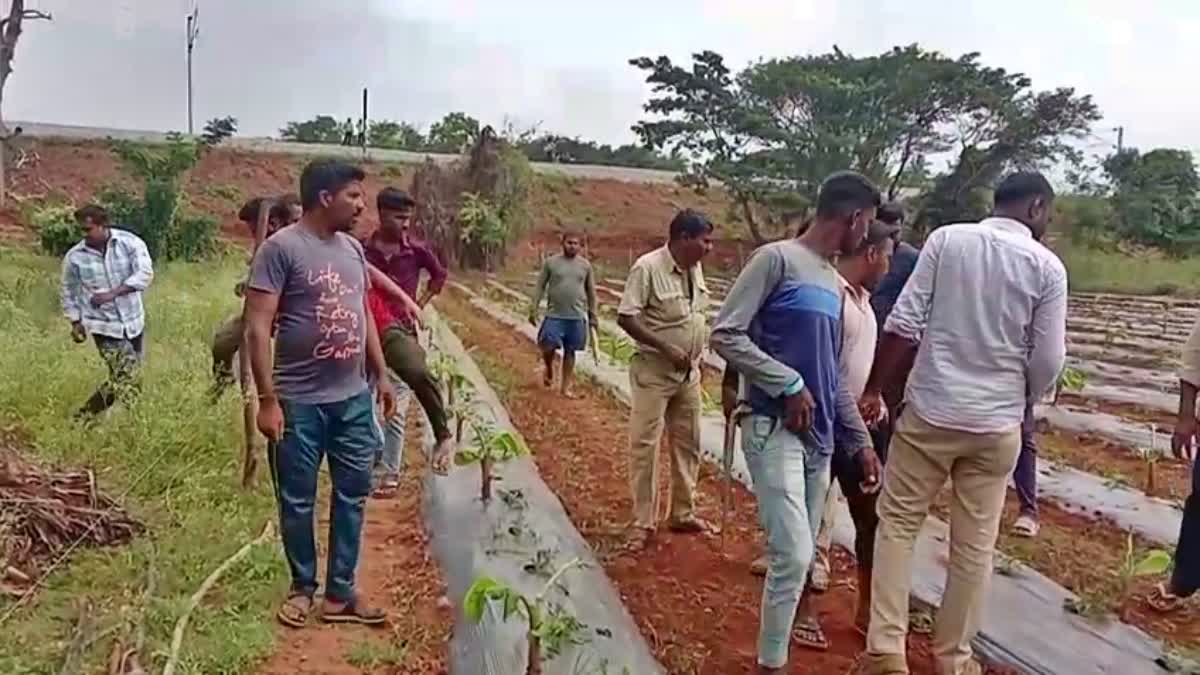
[529,231,598,397]
[617,209,714,551]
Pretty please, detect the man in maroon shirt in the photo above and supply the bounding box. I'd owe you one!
[363,188,453,475]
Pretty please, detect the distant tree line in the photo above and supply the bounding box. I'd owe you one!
[278,112,684,171]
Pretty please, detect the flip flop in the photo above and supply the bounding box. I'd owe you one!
[667,516,714,534]
[276,591,313,628]
[1147,583,1185,613]
[321,595,387,625]
[1012,514,1040,538]
[792,616,829,651]
[372,475,400,499]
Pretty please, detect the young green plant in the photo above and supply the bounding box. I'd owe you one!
[1053,366,1088,405]
[455,423,531,503]
[463,559,593,675]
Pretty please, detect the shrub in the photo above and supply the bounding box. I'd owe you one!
[32,202,79,256]
[201,116,238,147]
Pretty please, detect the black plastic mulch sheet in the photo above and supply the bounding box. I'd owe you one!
[423,310,663,675]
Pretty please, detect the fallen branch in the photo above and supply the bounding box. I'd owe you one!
[161,522,273,675]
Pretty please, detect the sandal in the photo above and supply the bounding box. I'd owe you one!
[1011,514,1040,538]
[621,527,654,553]
[1148,582,1185,613]
[372,474,400,499]
[792,616,829,651]
[320,595,387,625]
[909,608,935,634]
[276,591,313,628]
[667,516,713,534]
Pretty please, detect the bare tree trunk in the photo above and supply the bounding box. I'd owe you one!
[0,1,52,209]
[738,194,767,245]
[887,135,916,200]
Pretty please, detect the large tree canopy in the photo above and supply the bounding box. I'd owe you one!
[1102,148,1200,249]
[630,44,1100,242]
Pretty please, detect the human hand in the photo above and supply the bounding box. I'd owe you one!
[70,321,87,344]
[377,379,398,420]
[859,389,885,427]
[664,344,691,371]
[588,313,599,329]
[857,447,882,494]
[783,388,816,434]
[257,396,285,441]
[89,290,116,308]
[1172,415,1198,462]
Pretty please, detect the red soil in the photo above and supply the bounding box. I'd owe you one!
[436,288,1017,675]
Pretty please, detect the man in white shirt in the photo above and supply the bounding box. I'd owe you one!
[855,172,1068,675]
[60,204,155,418]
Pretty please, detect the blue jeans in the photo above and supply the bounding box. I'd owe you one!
[742,415,833,669]
[373,369,412,477]
[269,389,382,601]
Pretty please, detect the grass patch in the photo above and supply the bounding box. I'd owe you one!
[1060,243,1200,295]
[344,639,408,669]
[0,246,284,674]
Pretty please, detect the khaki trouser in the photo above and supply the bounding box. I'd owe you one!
[866,409,1020,675]
[628,354,701,529]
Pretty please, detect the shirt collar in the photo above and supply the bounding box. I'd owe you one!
[980,216,1034,239]
[837,272,868,304]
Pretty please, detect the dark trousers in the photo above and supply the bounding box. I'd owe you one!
[80,332,145,416]
[382,325,450,442]
[1171,456,1200,597]
[1012,403,1038,517]
[269,389,380,601]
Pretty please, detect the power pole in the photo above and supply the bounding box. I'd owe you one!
[360,87,368,157]
[186,4,199,135]
[1114,125,1125,153]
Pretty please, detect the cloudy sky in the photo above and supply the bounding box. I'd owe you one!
[10,0,1200,159]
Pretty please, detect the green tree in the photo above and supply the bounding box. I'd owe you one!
[201,116,237,147]
[428,112,482,153]
[368,119,426,150]
[1103,147,1200,249]
[279,115,342,144]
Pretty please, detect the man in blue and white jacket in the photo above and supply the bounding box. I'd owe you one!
[711,171,882,673]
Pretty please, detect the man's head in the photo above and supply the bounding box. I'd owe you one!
[274,193,302,228]
[561,231,582,258]
[74,204,110,249]
[993,171,1055,240]
[842,220,900,291]
[814,171,882,255]
[299,159,367,232]
[376,187,416,242]
[877,201,904,227]
[667,209,714,268]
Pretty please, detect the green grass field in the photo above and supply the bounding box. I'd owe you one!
[0,246,284,674]
[1059,243,1200,295]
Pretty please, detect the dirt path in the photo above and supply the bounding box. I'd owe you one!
[437,290,1019,675]
[257,414,450,675]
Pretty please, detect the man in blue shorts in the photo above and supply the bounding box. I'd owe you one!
[529,231,598,398]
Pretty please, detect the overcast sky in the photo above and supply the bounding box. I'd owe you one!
[10,0,1200,160]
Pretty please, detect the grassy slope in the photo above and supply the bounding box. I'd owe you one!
[1058,242,1200,295]
[0,245,284,674]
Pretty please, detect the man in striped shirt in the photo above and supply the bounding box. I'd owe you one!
[60,204,155,418]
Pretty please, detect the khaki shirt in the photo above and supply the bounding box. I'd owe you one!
[618,246,708,363]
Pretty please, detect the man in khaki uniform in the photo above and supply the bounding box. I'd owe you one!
[617,209,714,550]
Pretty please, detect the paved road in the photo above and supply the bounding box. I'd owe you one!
[12,121,681,185]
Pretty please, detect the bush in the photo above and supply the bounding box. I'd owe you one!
[32,202,79,256]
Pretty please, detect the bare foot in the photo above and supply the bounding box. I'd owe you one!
[431,437,453,475]
[561,387,581,400]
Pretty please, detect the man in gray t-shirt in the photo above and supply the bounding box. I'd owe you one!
[528,232,597,397]
[244,159,395,628]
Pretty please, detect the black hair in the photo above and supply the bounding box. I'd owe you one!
[877,201,905,225]
[815,171,882,220]
[74,204,109,225]
[238,197,267,224]
[849,221,901,256]
[994,171,1054,208]
[269,194,301,222]
[667,209,714,241]
[299,159,366,211]
[377,187,416,212]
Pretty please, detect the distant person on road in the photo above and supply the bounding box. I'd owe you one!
[711,172,879,674]
[856,172,1067,675]
[529,231,598,398]
[617,209,715,551]
[1149,317,1200,612]
[60,204,154,418]
[244,159,397,628]
[362,188,454,491]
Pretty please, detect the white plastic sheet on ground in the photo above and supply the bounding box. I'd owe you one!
[461,281,1170,675]
[422,307,663,675]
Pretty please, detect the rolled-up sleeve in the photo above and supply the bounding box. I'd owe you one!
[1182,316,1200,388]
[122,236,154,291]
[60,255,82,322]
[1026,259,1068,399]
[884,229,943,342]
[709,246,801,397]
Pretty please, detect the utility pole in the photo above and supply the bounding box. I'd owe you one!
[186,4,199,135]
[360,87,368,157]
[1114,125,1125,153]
